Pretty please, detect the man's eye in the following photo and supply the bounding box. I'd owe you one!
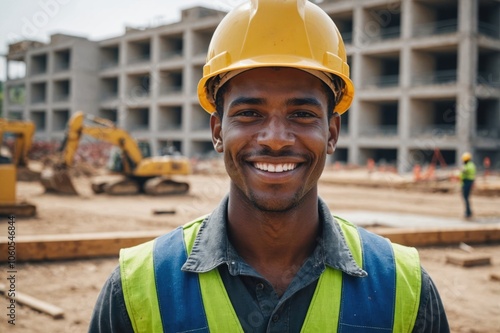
[291,111,316,118]
[236,110,260,117]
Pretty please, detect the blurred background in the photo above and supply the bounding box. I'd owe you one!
[0,2,500,333]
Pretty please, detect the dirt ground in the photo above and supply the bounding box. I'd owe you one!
[1,168,500,333]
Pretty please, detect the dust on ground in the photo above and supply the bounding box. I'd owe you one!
[1,169,500,333]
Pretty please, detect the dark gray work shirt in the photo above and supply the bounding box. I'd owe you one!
[89,197,449,332]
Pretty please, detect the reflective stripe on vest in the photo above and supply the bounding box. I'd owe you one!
[120,216,421,333]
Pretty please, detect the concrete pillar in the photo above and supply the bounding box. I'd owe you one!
[3,58,8,115]
[149,34,160,155]
[348,4,364,167]
[5,58,10,81]
[46,80,53,134]
[183,29,193,157]
[118,39,127,129]
[46,50,54,135]
[457,0,478,160]
[397,0,413,173]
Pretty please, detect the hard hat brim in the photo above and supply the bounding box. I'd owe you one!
[198,56,354,115]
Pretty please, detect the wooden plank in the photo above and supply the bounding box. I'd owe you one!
[0,230,169,261]
[0,226,499,262]
[445,253,491,267]
[0,283,64,319]
[379,226,500,247]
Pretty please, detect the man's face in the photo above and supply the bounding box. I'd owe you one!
[211,67,340,212]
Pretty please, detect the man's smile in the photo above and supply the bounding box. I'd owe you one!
[253,162,298,173]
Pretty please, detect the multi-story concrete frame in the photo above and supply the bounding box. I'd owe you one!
[4,34,99,139]
[321,0,500,172]
[3,2,500,172]
[96,7,226,158]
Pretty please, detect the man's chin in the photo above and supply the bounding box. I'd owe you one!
[248,194,300,213]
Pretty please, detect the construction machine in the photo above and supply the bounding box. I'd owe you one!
[0,118,37,217]
[0,118,38,173]
[40,111,191,196]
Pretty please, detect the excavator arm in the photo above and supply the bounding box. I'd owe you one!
[59,112,144,174]
[42,111,146,194]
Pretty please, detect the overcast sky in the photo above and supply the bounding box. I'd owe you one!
[0,0,245,80]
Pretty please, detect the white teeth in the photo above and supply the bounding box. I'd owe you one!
[254,162,297,173]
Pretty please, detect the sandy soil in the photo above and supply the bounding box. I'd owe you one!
[1,169,500,332]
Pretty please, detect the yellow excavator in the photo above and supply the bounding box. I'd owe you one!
[0,118,37,216]
[41,111,191,196]
[0,118,36,169]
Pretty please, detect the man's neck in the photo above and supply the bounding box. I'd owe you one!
[226,189,320,295]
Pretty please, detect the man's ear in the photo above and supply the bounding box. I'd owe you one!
[327,113,340,155]
[210,112,223,153]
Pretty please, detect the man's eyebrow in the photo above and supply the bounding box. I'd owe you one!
[286,97,322,108]
[228,97,265,109]
[228,97,323,109]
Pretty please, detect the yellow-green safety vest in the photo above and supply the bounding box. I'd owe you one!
[120,216,421,332]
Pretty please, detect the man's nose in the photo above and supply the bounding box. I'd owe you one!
[256,116,295,150]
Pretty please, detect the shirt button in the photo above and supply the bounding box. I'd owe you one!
[256,283,264,291]
[272,314,280,322]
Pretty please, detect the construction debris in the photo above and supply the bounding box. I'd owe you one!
[0,283,64,319]
[152,208,177,215]
[445,252,492,267]
[458,242,475,253]
[490,273,500,282]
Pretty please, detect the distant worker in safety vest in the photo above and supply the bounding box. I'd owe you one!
[89,1,449,332]
[460,152,476,219]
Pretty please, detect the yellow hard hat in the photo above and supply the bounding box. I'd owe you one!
[461,152,472,162]
[197,0,354,115]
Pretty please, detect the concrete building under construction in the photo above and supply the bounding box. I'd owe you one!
[3,1,500,172]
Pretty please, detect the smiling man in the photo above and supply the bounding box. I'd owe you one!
[89,1,449,332]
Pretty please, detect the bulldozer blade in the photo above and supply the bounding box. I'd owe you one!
[40,168,79,195]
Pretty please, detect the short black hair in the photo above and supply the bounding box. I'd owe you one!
[215,80,337,121]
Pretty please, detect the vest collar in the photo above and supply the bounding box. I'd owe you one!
[182,196,366,277]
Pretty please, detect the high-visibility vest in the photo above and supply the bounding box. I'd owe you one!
[461,161,476,182]
[120,216,421,333]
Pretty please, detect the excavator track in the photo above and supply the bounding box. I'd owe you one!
[102,179,141,195]
[144,177,190,195]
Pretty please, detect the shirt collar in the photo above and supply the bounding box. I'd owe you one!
[182,196,366,277]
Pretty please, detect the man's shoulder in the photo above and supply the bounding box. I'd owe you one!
[332,214,420,262]
[120,215,209,260]
[332,215,357,230]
